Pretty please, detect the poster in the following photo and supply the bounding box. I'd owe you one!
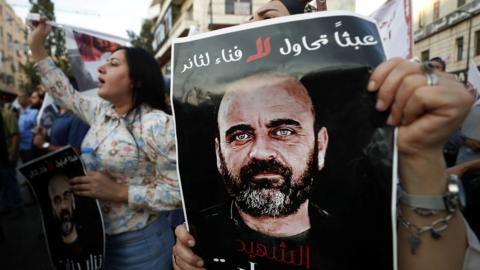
[172,11,396,270]
[63,25,127,92]
[18,146,105,270]
[370,0,413,59]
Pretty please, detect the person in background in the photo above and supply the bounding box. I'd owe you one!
[17,93,39,163]
[33,106,89,153]
[29,16,183,270]
[0,104,22,216]
[430,56,447,72]
[172,1,480,270]
[30,89,44,110]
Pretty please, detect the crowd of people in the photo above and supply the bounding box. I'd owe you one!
[0,0,479,269]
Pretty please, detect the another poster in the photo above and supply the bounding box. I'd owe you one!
[18,146,105,270]
[172,11,396,270]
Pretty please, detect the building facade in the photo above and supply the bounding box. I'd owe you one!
[414,0,480,81]
[151,0,269,72]
[0,0,28,99]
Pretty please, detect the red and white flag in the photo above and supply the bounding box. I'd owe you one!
[370,0,412,59]
[63,25,128,92]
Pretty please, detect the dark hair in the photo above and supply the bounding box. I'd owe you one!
[430,57,446,71]
[117,47,168,112]
[279,0,309,14]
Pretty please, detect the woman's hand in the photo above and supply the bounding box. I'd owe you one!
[369,58,473,194]
[28,16,51,62]
[32,126,47,149]
[70,171,128,202]
[370,58,472,270]
[173,224,205,270]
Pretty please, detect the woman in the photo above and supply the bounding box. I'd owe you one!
[29,17,182,269]
[172,1,480,270]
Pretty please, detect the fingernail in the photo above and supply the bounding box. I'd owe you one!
[376,100,385,111]
[367,80,376,91]
[387,115,394,125]
[188,240,195,247]
[197,259,204,267]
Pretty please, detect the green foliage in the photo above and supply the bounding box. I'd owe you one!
[19,61,40,94]
[127,19,155,55]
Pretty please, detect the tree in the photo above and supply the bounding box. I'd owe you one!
[19,62,41,94]
[29,0,66,58]
[21,0,71,93]
[127,19,155,55]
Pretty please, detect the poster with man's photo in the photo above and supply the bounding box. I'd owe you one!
[172,11,396,270]
[18,146,105,270]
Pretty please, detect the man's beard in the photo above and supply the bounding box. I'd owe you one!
[219,147,318,218]
[59,209,74,236]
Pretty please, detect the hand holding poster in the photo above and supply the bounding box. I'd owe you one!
[18,146,104,270]
[37,25,127,129]
[172,11,395,270]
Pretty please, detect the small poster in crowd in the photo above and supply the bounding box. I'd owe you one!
[18,146,105,270]
[172,11,396,270]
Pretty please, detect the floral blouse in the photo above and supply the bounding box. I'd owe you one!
[35,57,181,235]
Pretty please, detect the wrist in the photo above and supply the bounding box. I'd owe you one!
[399,149,447,195]
[32,48,48,62]
[115,184,129,203]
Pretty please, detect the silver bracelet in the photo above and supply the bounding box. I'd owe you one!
[409,206,441,217]
[397,207,455,255]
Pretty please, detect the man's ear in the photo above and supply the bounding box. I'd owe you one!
[215,137,222,173]
[316,127,329,170]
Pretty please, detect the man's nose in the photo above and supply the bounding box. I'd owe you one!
[248,135,277,160]
[60,199,69,209]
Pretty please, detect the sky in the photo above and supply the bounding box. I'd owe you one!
[6,0,152,39]
[355,0,386,15]
[5,0,423,40]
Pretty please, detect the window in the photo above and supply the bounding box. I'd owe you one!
[153,23,166,48]
[457,37,464,61]
[458,0,466,7]
[226,0,252,15]
[475,31,480,56]
[6,75,14,86]
[421,50,430,62]
[15,40,20,57]
[433,0,440,20]
[418,10,426,28]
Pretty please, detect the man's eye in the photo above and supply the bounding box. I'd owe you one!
[275,128,294,136]
[64,191,73,198]
[234,133,250,141]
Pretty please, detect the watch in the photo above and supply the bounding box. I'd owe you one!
[398,174,466,213]
[42,142,50,149]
